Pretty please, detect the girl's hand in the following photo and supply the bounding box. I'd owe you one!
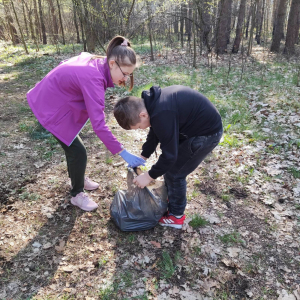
[133,172,153,189]
[119,149,146,167]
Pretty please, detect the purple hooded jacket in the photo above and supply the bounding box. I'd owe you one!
[27,52,122,154]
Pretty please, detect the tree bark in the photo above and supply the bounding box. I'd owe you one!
[72,1,80,43]
[226,0,233,44]
[3,0,19,45]
[147,1,154,61]
[256,0,265,44]
[21,0,29,37]
[10,0,28,53]
[216,0,231,54]
[247,0,258,55]
[37,0,47,44]
[232,0,247,53]
[33,0,41,41]
[56,0,65,45]
[284,0,300,54]
[270,0,288,52]
[47,0,58,42]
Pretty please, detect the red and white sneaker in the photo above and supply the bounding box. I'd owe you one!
[159,213,186,229]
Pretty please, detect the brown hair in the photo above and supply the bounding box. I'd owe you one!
[114,96,145,130]
[106,36,137,91]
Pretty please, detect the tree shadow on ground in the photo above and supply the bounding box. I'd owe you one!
[0,204,83,299]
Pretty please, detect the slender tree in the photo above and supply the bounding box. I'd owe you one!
[270,0,288,52]
[56,0,65,45]
[47,0,59,42]
[72,1,80,43]
[232,0,247,53]
[3,0,19,45]
[283,0,300,54]
[21,0,29,37]
[216,0,232,54]
[33,0,41,41]
[10,0,28,53]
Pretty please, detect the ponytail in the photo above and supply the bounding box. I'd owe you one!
[106,35,137,91]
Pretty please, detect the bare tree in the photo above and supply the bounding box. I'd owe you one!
[72,1,80,43]
[37,0,47,44]
[47,0,59,42]
[270,0,288,52]
[21,0,29,37]
[3,0,19,45]
[283,0,300,55]
[56,0,65,45]
[232,0,247,53]
[216,0,232,54]
[10,0,28,53]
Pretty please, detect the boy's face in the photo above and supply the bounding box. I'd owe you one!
[130,111,151,130]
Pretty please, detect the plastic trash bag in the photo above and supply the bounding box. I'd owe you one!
[110,168,168,231]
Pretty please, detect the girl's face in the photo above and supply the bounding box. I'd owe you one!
[108,59,136,86]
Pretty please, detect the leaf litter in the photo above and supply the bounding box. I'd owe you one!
[0,44,299,299]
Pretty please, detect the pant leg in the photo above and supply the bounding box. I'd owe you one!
[55,136,87,197]
[164,130,223,215]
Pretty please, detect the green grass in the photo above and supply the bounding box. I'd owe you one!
[218,231,242,245]
[189,214,209,228]
[288,167,300,179]
[158,250,180,280]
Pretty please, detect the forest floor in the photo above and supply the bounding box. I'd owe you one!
[0,42,300,300]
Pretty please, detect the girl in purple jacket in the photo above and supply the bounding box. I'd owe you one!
[27,36,145,211]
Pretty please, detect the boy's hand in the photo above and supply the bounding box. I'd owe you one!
[133,172,153,189]
[119,149,146,168]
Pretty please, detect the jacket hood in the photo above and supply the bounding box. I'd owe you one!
[141,86,161,115]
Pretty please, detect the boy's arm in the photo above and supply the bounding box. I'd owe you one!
[147,111,179,179]
[141,127,160,158]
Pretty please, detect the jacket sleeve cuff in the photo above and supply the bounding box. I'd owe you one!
[148,169,160,180]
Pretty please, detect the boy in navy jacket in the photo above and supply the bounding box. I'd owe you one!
[114,85,223,229]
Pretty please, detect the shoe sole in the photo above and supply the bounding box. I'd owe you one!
[84,185,99,191]
[70,199,98,211]
[159,223,183,229]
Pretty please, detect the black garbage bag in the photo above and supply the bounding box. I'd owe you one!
[110,168,168,231]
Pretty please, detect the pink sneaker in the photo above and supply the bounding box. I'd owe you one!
[71,192,98,211]
[84,177,99,191]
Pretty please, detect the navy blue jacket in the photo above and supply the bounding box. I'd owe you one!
[141,85,222,179]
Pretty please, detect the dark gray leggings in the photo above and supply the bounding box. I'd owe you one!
[55,135,87,197]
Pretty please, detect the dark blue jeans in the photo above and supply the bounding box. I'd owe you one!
[164,129,223,215]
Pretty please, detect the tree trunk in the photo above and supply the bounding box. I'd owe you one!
[270,0,288,52]
[247,0,258,55]
[245,4,252,38]
[10,0,28,53]
[21,0,29,36]
[226,0,233,44]
[33,0,41,41]
[216,0,231,54]
[147,1,154,61]
[72,1,80,43]
[37,0,47,44]
[232,0,247,53]
[201,0,212,51]
[284,0,300,54]
[3,0,19,45]
[82,0,95,52]
[256,0,265,44]
[47,0,58,43]
[56,0,65,45]
[193,0,197,67]
[180,3,186,48]
[174,13,179,34]
[125,0,136,34]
